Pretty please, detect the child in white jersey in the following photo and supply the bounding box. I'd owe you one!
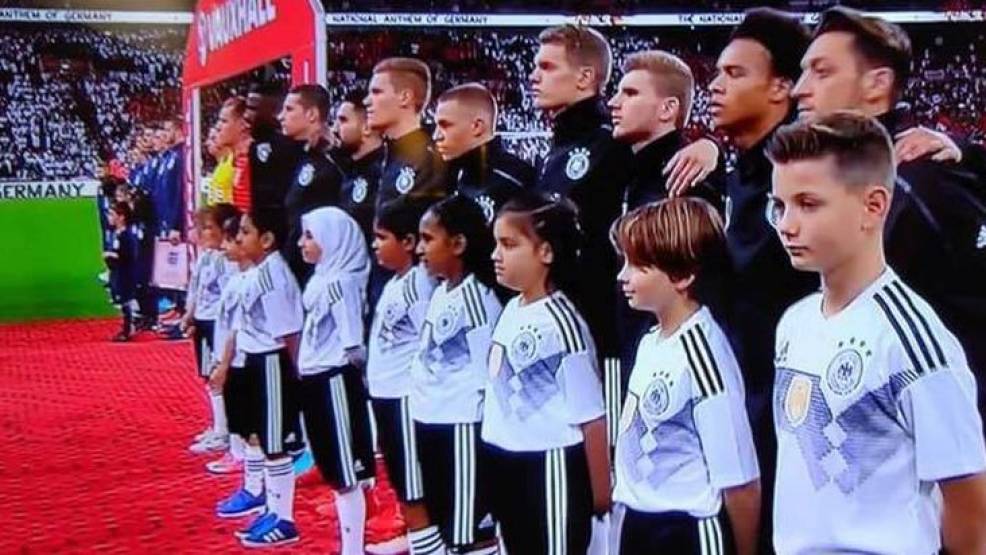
[366,197,439,552]
[184,203,240,455]
[609,198,760,555]
[214,208,305,548]
[766,112,986,554]
[411,196,503,554]
[205,209,249,477]
[483,191,610,555]
[296,207,375,555]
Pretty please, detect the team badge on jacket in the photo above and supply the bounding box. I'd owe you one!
[396,166,416,194]
[565,147,590,180]
[351,177,368,203]
[257,143,271,163]
[298,163,314,187]
[475,195,496,223]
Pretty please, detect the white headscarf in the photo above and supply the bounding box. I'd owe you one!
[300,207,370,307]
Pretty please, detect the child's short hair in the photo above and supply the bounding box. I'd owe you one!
[222,209,241,239]
[766,110,896,191]
[208,203,240,229]
[376,196,433,241]
[246,207,287,249]
[110,201,132,224]
[497,190,584,303]
[612,197,729,302]
[426,195,496,288]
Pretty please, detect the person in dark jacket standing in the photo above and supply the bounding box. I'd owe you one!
[246,82,304,215]
[433,82,534,224]
[332,90,388,309]
[365,57,448,209]
[278,84,345,286]
[530,24,635,453]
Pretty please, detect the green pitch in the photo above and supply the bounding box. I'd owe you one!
[0,198,116,322]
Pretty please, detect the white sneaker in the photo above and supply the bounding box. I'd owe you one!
[193,427,213,442]
[365,535,409,555]
[189,431,229,454]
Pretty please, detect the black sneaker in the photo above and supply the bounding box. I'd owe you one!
[111,331,131,342]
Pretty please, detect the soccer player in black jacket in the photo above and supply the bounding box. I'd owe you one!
[530,24,635,453]
[278,84,345,285]
[245,83,303,214]
[365,57,448,208]
[433,82,534,224]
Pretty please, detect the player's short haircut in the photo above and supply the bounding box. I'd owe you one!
[538,24,613,92]
[341,90,368,118]
[766,110,896,190]
[288,84,331,122]
[815,6,912,100]
[729,7,811,82]
[437,82,498,127]
[221,96,247,118]
[611,197,729,302]
[373,57,432,113]
[622,50,695,128]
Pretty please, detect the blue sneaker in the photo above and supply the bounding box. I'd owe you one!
[292,449,314,476]
[241,518,300,548]
[235,511,277,539]
[216,489,266,518]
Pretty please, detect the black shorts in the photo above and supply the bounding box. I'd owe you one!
[485,442,592,555]
[224,365,250,437]
[192,319,215,379]
[370,396,422,503]
[415,421,495,549]
[300,366,374,489]
[240,349,300,456]
[611,504,736,555]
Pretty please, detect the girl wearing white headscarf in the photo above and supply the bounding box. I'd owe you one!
[296,207,374,555]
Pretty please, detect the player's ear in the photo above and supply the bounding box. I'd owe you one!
[576,65,596,92]
[769,76,793,104]
[862,67,895,105]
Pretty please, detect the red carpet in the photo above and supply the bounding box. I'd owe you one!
[1,318,404,554]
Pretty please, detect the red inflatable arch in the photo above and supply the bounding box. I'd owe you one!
[181,0,326,232]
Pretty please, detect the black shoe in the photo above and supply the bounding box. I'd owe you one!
[112,331,132,342]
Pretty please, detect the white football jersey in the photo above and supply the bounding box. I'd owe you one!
[481,291,605,452]
[613,307,759,517]
[213,263,246,368]
[298,274,365,375]
[410,274,503,424]
[773,268,986,555]
[189,249,230,321]
[235,252,303,355]
[367,265,438,399]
